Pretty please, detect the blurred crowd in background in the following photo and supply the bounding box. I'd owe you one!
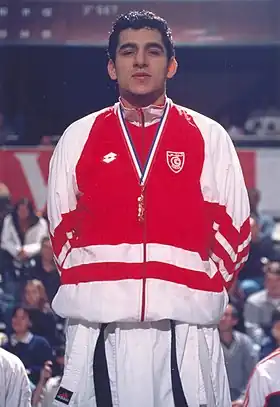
[0,181,280,405]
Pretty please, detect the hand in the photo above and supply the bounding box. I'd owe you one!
[232,400,244,407]
[17,249,28,261]
[39,360,53,384]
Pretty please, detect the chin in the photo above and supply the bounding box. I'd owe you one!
[130,88,153,96]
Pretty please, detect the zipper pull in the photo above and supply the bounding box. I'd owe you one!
[137,186,145,222]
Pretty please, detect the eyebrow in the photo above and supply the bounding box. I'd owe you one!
[118,42,165,52]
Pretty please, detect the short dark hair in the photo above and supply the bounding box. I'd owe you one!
[272,308,280,325]
[11,305,31,320]
[107,10,175,62]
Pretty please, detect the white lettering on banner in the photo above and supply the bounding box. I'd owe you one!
[15,153,47,211]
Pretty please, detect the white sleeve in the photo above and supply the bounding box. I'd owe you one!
[47,114,95,270]
[47,130,78,271]
[5,355,32,407]
[0,215,21,258]
[41,378,61,407]
[243,364,270,407]
[201,121,251,288]
[23,218,49,258]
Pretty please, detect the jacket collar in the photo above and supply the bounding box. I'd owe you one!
[11,331,33,346]
[116,97,168,127]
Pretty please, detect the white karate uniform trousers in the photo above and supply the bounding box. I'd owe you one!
[52,319,231,407]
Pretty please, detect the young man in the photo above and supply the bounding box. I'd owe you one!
[244,260,280,346]
[260,307,280,359]
[0,347,32,407]
[218,304,258,406]
[243,348,280,407]
[3,306,53,386]
[48,10,251,407]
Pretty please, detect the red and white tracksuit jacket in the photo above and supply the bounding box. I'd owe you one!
[244,348,280,407]
[48,98,250,407]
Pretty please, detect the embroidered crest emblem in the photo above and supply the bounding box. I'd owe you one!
[166,151,185,173]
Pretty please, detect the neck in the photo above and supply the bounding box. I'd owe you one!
[15,331,29,341]
[18,218,29,230]
[120,90,166,109]
[42,258,55,270]
[220,330,233,345]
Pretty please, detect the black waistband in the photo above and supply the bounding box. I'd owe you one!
[93,321,189,407]
[93,323,113,406]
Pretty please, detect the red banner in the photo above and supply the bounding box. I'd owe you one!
[0,149,52,212]
[0,148,255,213]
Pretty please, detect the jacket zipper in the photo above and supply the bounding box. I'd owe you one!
[140,185,146,322]
[139,109,147,322]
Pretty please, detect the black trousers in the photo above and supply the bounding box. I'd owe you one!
[93,321,189,407]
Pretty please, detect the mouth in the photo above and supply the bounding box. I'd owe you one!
[132,72,151,78]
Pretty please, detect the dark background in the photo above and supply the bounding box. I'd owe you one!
[0,0,280,144]
[0,0,279,46]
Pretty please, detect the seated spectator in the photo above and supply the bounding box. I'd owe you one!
[219,304,258,405]
[0,182,12,290]
[0,182,12,235]
[32,345,65,407]
[239,189,276,296]
[3,306,52,386]
[249,188,275,241]
[1,197,48,264]
[30,237,60,303]
[22,280,58,347]
[0,347,32,407]
[0,198,48,300]
[244,260,280,346]
[260,307,280,360]
[228,278,246,332]
[239,216,275,296]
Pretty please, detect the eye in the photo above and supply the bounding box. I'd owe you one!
[121,49,134,56]
[148,48,162,56]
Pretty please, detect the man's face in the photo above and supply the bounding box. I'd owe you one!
[41,239,53,263]
[12,309,31,334]
[219,305,238,332]
[108,28,176,99]
[25,284,40,307]
[17,203,30,221]
[265,272,280,298]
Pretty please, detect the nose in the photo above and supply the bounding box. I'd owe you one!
[133,48,148,68]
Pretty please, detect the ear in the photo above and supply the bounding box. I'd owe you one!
[108,59,117,81]
[167,57,178,79]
